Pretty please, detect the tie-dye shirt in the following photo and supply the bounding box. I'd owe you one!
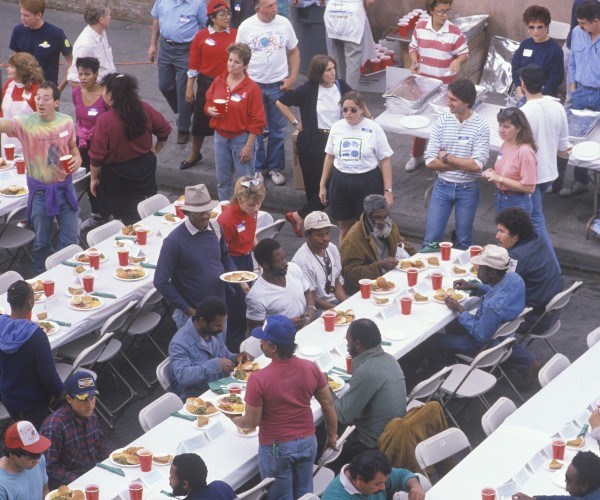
[11,112,75,184]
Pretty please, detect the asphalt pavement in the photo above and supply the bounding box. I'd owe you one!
[1,1,600,487]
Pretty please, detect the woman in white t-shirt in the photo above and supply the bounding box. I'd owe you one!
[319,91,394,242]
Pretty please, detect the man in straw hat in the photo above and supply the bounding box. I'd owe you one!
[155,184,236,329]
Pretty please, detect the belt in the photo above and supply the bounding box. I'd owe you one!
[582,85,600,91]
[318,129,330,135]
[498,189,528,196]
[162,38,191,46]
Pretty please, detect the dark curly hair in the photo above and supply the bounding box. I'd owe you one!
[172,454,208,492]
[522,5,551,26]
[254,238,282,267]
[576,0,600,23]
[495,208,534,241]
[347,450,392,483]
[101,73,147,140]
[571,451,600,494]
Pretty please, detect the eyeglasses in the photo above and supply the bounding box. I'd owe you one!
[34,95,54,103]
[368,214,390,224]
[527,24,546,31]
[216,10,231,17]
[498,107,518,121]
[342,107,359,113]
[434,8,452,16]
[241,178,261,188]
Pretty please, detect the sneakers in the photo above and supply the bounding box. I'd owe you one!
[270,171,286,186]
[405,156,425,172]
[516,360,542,390]
[177,132,190,145]
[255,171,265,183]
[559,181,588,197]
[81,216,107,231]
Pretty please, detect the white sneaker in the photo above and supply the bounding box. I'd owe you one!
[559,181,588,197]
[270,171,286,186]
[255,171,265,183]
[405,156,424,172]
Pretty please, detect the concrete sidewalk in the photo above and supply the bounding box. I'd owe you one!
[2,0,599,272]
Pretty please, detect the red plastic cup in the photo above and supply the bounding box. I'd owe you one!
[369,58,382,72]
[15,158,25,175]
[213,98,227,115]
[380,55,391,67]
[138,449,153,472]
[88,251,100,270]
[400,296,412,315]
[60,154,72,173]
[323,311,336,332]
[135,226,148,245]
[26,310,32,320]
[175,204,185,219]
[406,268,418,287]
[129,482,143,500]
[398,21,409,36]
[481,488,496,500]
[118,248,129,266]
[82,274,94,293]
[228,383,243,394]
[42,280,55,298]
[440,241,453,261]
[359,279,372,299]
[346,355,352,374]
[431,272,443,290]
[85,485,100,500]
[552,439,566,461]
[3,144,15,161]
[360,62,369,75]
[469,245,483,257]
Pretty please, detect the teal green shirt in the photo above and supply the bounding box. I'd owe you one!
[322,466,417,499]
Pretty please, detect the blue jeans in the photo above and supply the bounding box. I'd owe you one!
[531,182,559,269]
[571,86,600,185]
[423,179,480,250]
[214,131,257,201]
[256,82,286,173]
[158,37,192,133]
[31,185,79,273]
[495,191,532,214]
[172,308,189,330]
[258,434,317,500]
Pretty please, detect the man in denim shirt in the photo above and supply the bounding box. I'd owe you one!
[169,296,253,399]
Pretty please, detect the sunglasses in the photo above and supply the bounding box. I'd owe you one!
[369,214,390,224]
[434,8,452,15]
[241,178,261,188]
[498,107,518,121]
[527,24,546,31]
[323,253,335,294]
[342,107,359,114]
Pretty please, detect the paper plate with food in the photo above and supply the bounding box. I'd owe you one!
[432,289,466,304]
[38,320,60,336]
[233,361,261,382]
[236,426,258,438]
[450,265,468,277]
[68,295,103,311]
[33,291,46,303]
[73,248,108,264]
[114,266,148,281]
[0,158,13,170]
[120,224,153,238]
[411,292,430,304]
[65,285,86,297]
[152,453,174,466]
[46,485,85,499]
[371,277,397,294]
[216,394,246,415]
[566,435,588,450]
[183,397,220,417]
[220,271,258,283]
[28,279,44,293]
[114,239,135,249]
[371,296,391,306]
[397,258,427,272]
[0,185,28,197]
[544,458,565,471]
[469,266,478,277]
[322,308,355,326]
[327,374,345,393]
[425,256,440,267]
[128,255,146,265]
[109,446,143,467]
[162,213,184,224]
[35,311,50,321]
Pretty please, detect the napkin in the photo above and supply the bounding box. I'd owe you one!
[170,411,195,421]
[91,292,117,299]
[380,341,392,346]
[140,262,157,269]
[53,320,72,327]
[61,260,79,267]
[115,235,136,241]
[154,211,169,216]
[96,462,125,476]
[160,490,176,498]
[208,376,240,394]
[419,242,440,253]
[328,367,351,381]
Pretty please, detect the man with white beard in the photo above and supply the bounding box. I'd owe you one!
[340,195,416,295]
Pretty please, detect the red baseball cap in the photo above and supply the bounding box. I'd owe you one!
[5,421,51,453]
[207,0,229,15]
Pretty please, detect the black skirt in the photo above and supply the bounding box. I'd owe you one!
[191,73,215,137]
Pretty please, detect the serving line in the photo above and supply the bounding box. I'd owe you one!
[427,340,600,499]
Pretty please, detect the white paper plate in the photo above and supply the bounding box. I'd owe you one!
[412,295,430,305]
[450,267,469,277]
[399,115,430,129]
[113,267,149,281]
[215,394,246,415]
[120,225,153,238]
[73,251,108,264]
[299,345,323,357]
[46,489,84,500]
[543,459,565,472]
[432,292,466,304]
[552,469,567,489]
[383,330,408,342]
[114,239,135,248]
[109,447,141,468]
[371,284,398,295]
[68,296,104,311]
[0,186,28,197]
[572,141,600,160]
[220,271,258,283]
[236,427,259,438]
[34,312,51,321]
[162,214,184,225]
[397,259,428,272]
[327,374,345,393]
[38,320,60,336]
[182,401,220,417]
[33,292,46,303]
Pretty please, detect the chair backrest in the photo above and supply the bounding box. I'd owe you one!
[237,477,276,500]
[587,327,600,349]
[256,219,286,241]
[538,353,570,388]
[549,20,570,40]
[156,358,171,391]
[137,194,171,219]
[314,426,356,476]
[414,427,470,476]
[5,206,28,225]
[392,473,432,500]
[240,336,263,359]
[0,270,23,295]
[546,281,583,312]
[297,494,321,500]
[471,337,515,370]
[481,397,517,436]
[87,220,125,247]
[493,307,533,339]
[45,244,84,270]
[73,172,91,202]
[99,301,138,337]
[137,287,163,310]
[70,331,116,373]
[407,366,453,405]
[138,392,183,432]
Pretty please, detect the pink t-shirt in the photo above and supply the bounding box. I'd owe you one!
[245,356,326,445]
[494,142,538,190]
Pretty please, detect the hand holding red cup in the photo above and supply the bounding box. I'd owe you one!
[60,155,73,173]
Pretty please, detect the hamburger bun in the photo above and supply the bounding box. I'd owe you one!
[413,292,428,302]
[58,485,71,494]
[72,295,83,305]
[375,276,387,289]
[72,491,85,500]
[186,397,197,406]
[126,454,140,465]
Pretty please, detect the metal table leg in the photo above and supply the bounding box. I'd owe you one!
[586,170,599,240]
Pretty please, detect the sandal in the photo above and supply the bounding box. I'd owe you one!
[286,211,303,238]
[180,153,203,170]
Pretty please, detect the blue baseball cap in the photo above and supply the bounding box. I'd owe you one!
[65,371,99,400]
[251,315,296,345]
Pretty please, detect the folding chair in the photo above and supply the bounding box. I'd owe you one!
[587,327,600,349]
[0,270,23,295]
[538,353,570,388]
[481,397,517,436]
[86,220,125,247]
[414,427,471,483]
[137,194,170,219]
[0,206,34,269]
[256,219,286,241]
[406,366,453,411]
[156,358,171,391]
[73,172,91,203]
[236,477,276,500]
[45,244,84,270]
[297,495,320,500]
[138,392,183,432]
[521,282,583,354]
[0,402,10,422]
[313,425,356,496]
[393,473,432,500]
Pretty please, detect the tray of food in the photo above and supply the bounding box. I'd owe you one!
[567,109,600,141]
[383,75,443,115]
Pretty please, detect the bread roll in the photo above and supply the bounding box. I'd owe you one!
[197,415,209,427]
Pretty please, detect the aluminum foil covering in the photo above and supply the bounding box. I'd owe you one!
[429,84,488,114]
[453,14,489,40]
[479,36,520,94]
[383,75,443,115]
[567,109,600,140]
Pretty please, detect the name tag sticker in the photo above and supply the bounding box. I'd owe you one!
[180,15,191,23]
[88,108,99,116]
[234,3,241,10]
[237,222,246,232]
[361,128,373,133]
[230,93,242,102]
[523,48,533,57]
[457,135,469,145]
[205,38,216,46]
[59,130,69,138]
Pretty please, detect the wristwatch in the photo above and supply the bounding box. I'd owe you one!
[292,119,299,125]
[442,153,449,163]
[384,188,392,193]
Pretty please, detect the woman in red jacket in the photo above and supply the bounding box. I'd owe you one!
[206,43,266,201]
[182,0,237,170]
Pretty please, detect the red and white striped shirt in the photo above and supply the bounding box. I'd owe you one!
[409,19,468,84]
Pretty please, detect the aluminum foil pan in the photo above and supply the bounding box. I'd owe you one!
[383,75,443,114]
[567,109,600,140]
[479,36,520,94]
[429,84,488,114]
[453,14,489,40]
